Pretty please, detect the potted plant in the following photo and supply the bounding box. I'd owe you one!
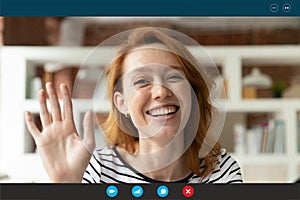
[272,81,286,98]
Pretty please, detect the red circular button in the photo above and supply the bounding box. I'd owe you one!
[182,185,194,198]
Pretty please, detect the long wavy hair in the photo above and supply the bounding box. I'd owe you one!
[102,27,221,180]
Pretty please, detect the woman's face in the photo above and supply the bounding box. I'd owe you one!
[114,45,192,141]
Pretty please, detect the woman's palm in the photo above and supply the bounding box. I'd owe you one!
[25,83,95,182]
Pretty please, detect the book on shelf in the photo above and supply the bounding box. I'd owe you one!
[266,119,276,153]
[260,123,268,153]
[233,119,285,155]
[246,129,258,155]
[273,120,285,154]
[233,123,246,154]
[29,77,42,99]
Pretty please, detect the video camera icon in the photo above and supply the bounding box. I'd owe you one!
[106,185,118,198]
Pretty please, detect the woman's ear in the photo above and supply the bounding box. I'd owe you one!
[113,91,129,115]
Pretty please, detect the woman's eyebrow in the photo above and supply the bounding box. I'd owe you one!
[129,67,153,74]
[127,65,183,77]
[169,65,183,72]
[125,67,153,81]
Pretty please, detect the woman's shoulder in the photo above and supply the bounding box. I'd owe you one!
[92,146,120,161]
[216,148,240,170]
[192,149,243,183]
[83,146,122,183]
[94,146,116,155]
[200,148,243,183]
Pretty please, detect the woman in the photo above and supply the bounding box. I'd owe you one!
[25,27,242,183]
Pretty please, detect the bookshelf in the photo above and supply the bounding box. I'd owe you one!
[1,46,300,183]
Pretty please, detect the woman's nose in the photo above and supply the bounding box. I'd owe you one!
[151,84,172,100]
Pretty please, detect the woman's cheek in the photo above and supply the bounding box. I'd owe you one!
[128,89,150,125]
[171,83,192,119]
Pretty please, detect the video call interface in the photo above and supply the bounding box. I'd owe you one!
[0,1,300,200]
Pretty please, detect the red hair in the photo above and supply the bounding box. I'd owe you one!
[102,27,221,179]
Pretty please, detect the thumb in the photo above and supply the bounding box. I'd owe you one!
[82,110,96,154]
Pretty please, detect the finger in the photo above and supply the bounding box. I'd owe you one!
[82,110,95,154]
[46,82,62,122]
[38,89,51,127]
[24,111,41,139]
[60,83,74,122]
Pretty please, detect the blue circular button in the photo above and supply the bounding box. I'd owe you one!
[131,185,144,198]
[157,185,169,198]
[106,185,118,198]
[270,3,279,12]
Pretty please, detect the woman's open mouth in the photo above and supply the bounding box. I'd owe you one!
[146,105,180,117]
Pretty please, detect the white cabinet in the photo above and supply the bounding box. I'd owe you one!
[1,46,300,182]
[203,46,300,183]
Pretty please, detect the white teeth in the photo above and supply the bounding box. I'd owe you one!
[148,106,177,117]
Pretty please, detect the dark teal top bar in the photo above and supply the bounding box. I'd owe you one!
[0,0,298,16]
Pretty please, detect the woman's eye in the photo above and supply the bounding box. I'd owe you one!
[133,78,150,86]
[167,74,183,81]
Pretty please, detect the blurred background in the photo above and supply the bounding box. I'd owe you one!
[0,17,300,183]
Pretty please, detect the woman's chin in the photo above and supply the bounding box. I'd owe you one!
[147,127,179,140]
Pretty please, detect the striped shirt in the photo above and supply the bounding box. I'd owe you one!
[82,147,243,184]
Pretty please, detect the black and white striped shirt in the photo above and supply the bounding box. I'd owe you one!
[82,147,243,184]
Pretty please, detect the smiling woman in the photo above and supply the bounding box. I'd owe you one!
[24,27,242,184]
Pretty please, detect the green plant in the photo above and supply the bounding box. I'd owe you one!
[272,81,287,98]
